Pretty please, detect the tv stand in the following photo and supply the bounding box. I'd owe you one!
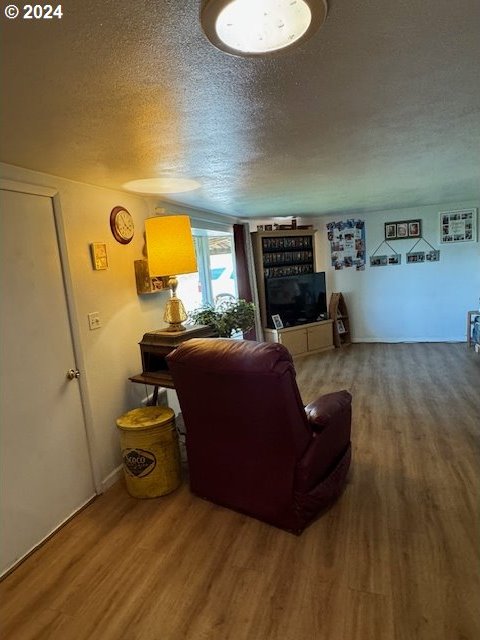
[264,319,334,357]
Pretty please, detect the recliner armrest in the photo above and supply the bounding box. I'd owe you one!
[305,390,352,432]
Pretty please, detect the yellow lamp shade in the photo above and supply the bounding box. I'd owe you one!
[145,215,197,277]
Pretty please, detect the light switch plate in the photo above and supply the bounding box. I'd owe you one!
[88,312,101,330]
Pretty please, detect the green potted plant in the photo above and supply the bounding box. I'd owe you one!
[190,299,255,338]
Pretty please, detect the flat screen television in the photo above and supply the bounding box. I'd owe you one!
[265,272,327,329]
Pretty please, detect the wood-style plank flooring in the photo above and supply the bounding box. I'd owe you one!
[1,343,479,639]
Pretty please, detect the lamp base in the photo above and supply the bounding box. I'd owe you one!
[163,321,187,333]
[163,291,188,332]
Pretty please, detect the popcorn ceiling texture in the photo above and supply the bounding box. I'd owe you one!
[1,0,479,217]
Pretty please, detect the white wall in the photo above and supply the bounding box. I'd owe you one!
[312,202,480,342]
[0,163,172,488]
[249,202,479,342]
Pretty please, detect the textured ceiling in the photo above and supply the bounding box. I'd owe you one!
[1,0,479,218]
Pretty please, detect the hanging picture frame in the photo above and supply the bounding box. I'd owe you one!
[406,238,440,264]
[425,250,440,262]
[370,255,388,267]
[439,208,477,243]
[406,252,425,264]
[388,254,402,265]
[369,240,401,267]
[384,219,422,240]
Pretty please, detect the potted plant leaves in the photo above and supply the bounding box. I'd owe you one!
[190,299,255,338]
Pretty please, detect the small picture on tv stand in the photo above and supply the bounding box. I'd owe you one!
[271,314,284,330]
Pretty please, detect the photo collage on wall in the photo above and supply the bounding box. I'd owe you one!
[439,209,476,243]
[326,219,365,271]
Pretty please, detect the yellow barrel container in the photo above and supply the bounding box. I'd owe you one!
[116,406,181,498]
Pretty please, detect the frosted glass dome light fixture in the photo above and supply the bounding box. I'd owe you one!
[201,0,328,57]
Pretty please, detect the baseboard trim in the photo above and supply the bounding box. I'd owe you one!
[351,338,464,344]
[0,494,96,579]
[101,464,123,492]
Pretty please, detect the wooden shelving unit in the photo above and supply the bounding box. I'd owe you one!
[329,292,351,347]
[251,229,316,328]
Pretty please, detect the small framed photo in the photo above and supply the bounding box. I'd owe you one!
[90,243,108,270]
[272,314,283,330]
[264,224,273,231]
[425,250,440,262]
[407,251,425,264]
[336,319,346,334]
[396,223,408,238]
[370,255,388,267]
[385,223,397,239]
[408,221,421,237]
[256,225,264,231]
[388,254,401,265]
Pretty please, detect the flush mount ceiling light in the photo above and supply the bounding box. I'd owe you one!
[124,178,201,195]
[201,0,328,57]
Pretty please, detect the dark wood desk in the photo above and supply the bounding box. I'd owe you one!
[129,325,216,402]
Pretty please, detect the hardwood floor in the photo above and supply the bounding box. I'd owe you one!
[1,343,479,640]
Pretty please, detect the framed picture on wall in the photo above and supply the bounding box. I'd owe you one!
[396,223,408,238]
[90,242,108,270]
[425,250,440,261]
[385,219,422,240]
[408,221,421,237]
[407,251,425,263]
[385,223,397,239]
[439,208,477,243]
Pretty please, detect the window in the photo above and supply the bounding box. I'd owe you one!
[177,230,238,314]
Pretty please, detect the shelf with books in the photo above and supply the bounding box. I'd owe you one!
[251,229,317,328]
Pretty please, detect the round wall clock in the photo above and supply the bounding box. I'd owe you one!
[110,206,134,244]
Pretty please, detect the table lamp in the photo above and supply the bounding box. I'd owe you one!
[144,215,197,332]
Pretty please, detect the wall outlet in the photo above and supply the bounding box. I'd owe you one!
[88,312,102,330]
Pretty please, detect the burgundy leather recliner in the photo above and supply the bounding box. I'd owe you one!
[166,338,352,533]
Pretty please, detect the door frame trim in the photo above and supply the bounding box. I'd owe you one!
[0,178,102,493]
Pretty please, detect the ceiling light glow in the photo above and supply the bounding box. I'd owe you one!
[124,178,201,195]
[216,0,311,53]
[202,0,327,56]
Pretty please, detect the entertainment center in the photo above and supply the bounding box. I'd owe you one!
[251,228,334,356]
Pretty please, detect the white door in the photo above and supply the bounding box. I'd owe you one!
[0,187,95,575]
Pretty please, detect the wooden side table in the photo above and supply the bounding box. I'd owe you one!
[467,310,480,347]
[129,324,216,401]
